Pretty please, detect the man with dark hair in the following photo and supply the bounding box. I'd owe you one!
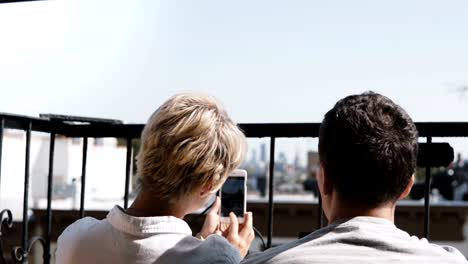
[242,92,467,264]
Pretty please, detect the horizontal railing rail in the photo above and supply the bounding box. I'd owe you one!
[0,112,466,263]
[4,113,468,137]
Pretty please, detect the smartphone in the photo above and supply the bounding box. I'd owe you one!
[220,169,247,224]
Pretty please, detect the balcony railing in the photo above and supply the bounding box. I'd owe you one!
[0,112,465,263]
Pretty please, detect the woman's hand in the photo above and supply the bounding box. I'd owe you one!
[198,197,221,239]
[198,197,255,257]
[221,211,255,258]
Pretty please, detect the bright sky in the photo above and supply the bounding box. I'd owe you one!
[1,0,468,159]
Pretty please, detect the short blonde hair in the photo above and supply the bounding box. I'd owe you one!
[136,93,247,201]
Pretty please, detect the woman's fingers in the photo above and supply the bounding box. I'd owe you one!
[199,197,221,238]
[228,212,239,237]
[208,197,221,216]
[239,212,253,238]
[221,212,254,258]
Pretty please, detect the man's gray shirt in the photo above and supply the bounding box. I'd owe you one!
[242,216,467,264]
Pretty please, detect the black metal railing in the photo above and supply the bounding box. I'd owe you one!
[0,112,465,263]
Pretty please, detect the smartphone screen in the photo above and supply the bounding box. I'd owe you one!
[220,177,246,218]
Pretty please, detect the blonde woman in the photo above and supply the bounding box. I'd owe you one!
[56,93,254,264]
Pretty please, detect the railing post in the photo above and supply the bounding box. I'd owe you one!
[424,136,432,239]
[79,137,88,218]
[44,132,55,264]
[267,137,275,248]
[124,137,133,209]
[20,122,32,263]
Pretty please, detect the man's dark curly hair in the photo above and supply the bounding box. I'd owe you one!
[318,92,418,207]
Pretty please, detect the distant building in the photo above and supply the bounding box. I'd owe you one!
[260,143,267,163]
[307,151,319,178]
[250,149,258,164]
[277,152,288,172]
[293,151,301,169]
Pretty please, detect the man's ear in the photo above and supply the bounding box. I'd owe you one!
[399,175,415,200]
[318,164,333,195]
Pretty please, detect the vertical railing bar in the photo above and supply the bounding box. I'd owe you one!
[79,137,88,218]
[267,137,275,248]
[0,118,4,203]
[423,136,432,239]
[21,122,32,263]
[44,132,55,264]
[317,193,323,229]
[123,137,133,209]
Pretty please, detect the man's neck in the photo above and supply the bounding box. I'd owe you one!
[327,202,396,224]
